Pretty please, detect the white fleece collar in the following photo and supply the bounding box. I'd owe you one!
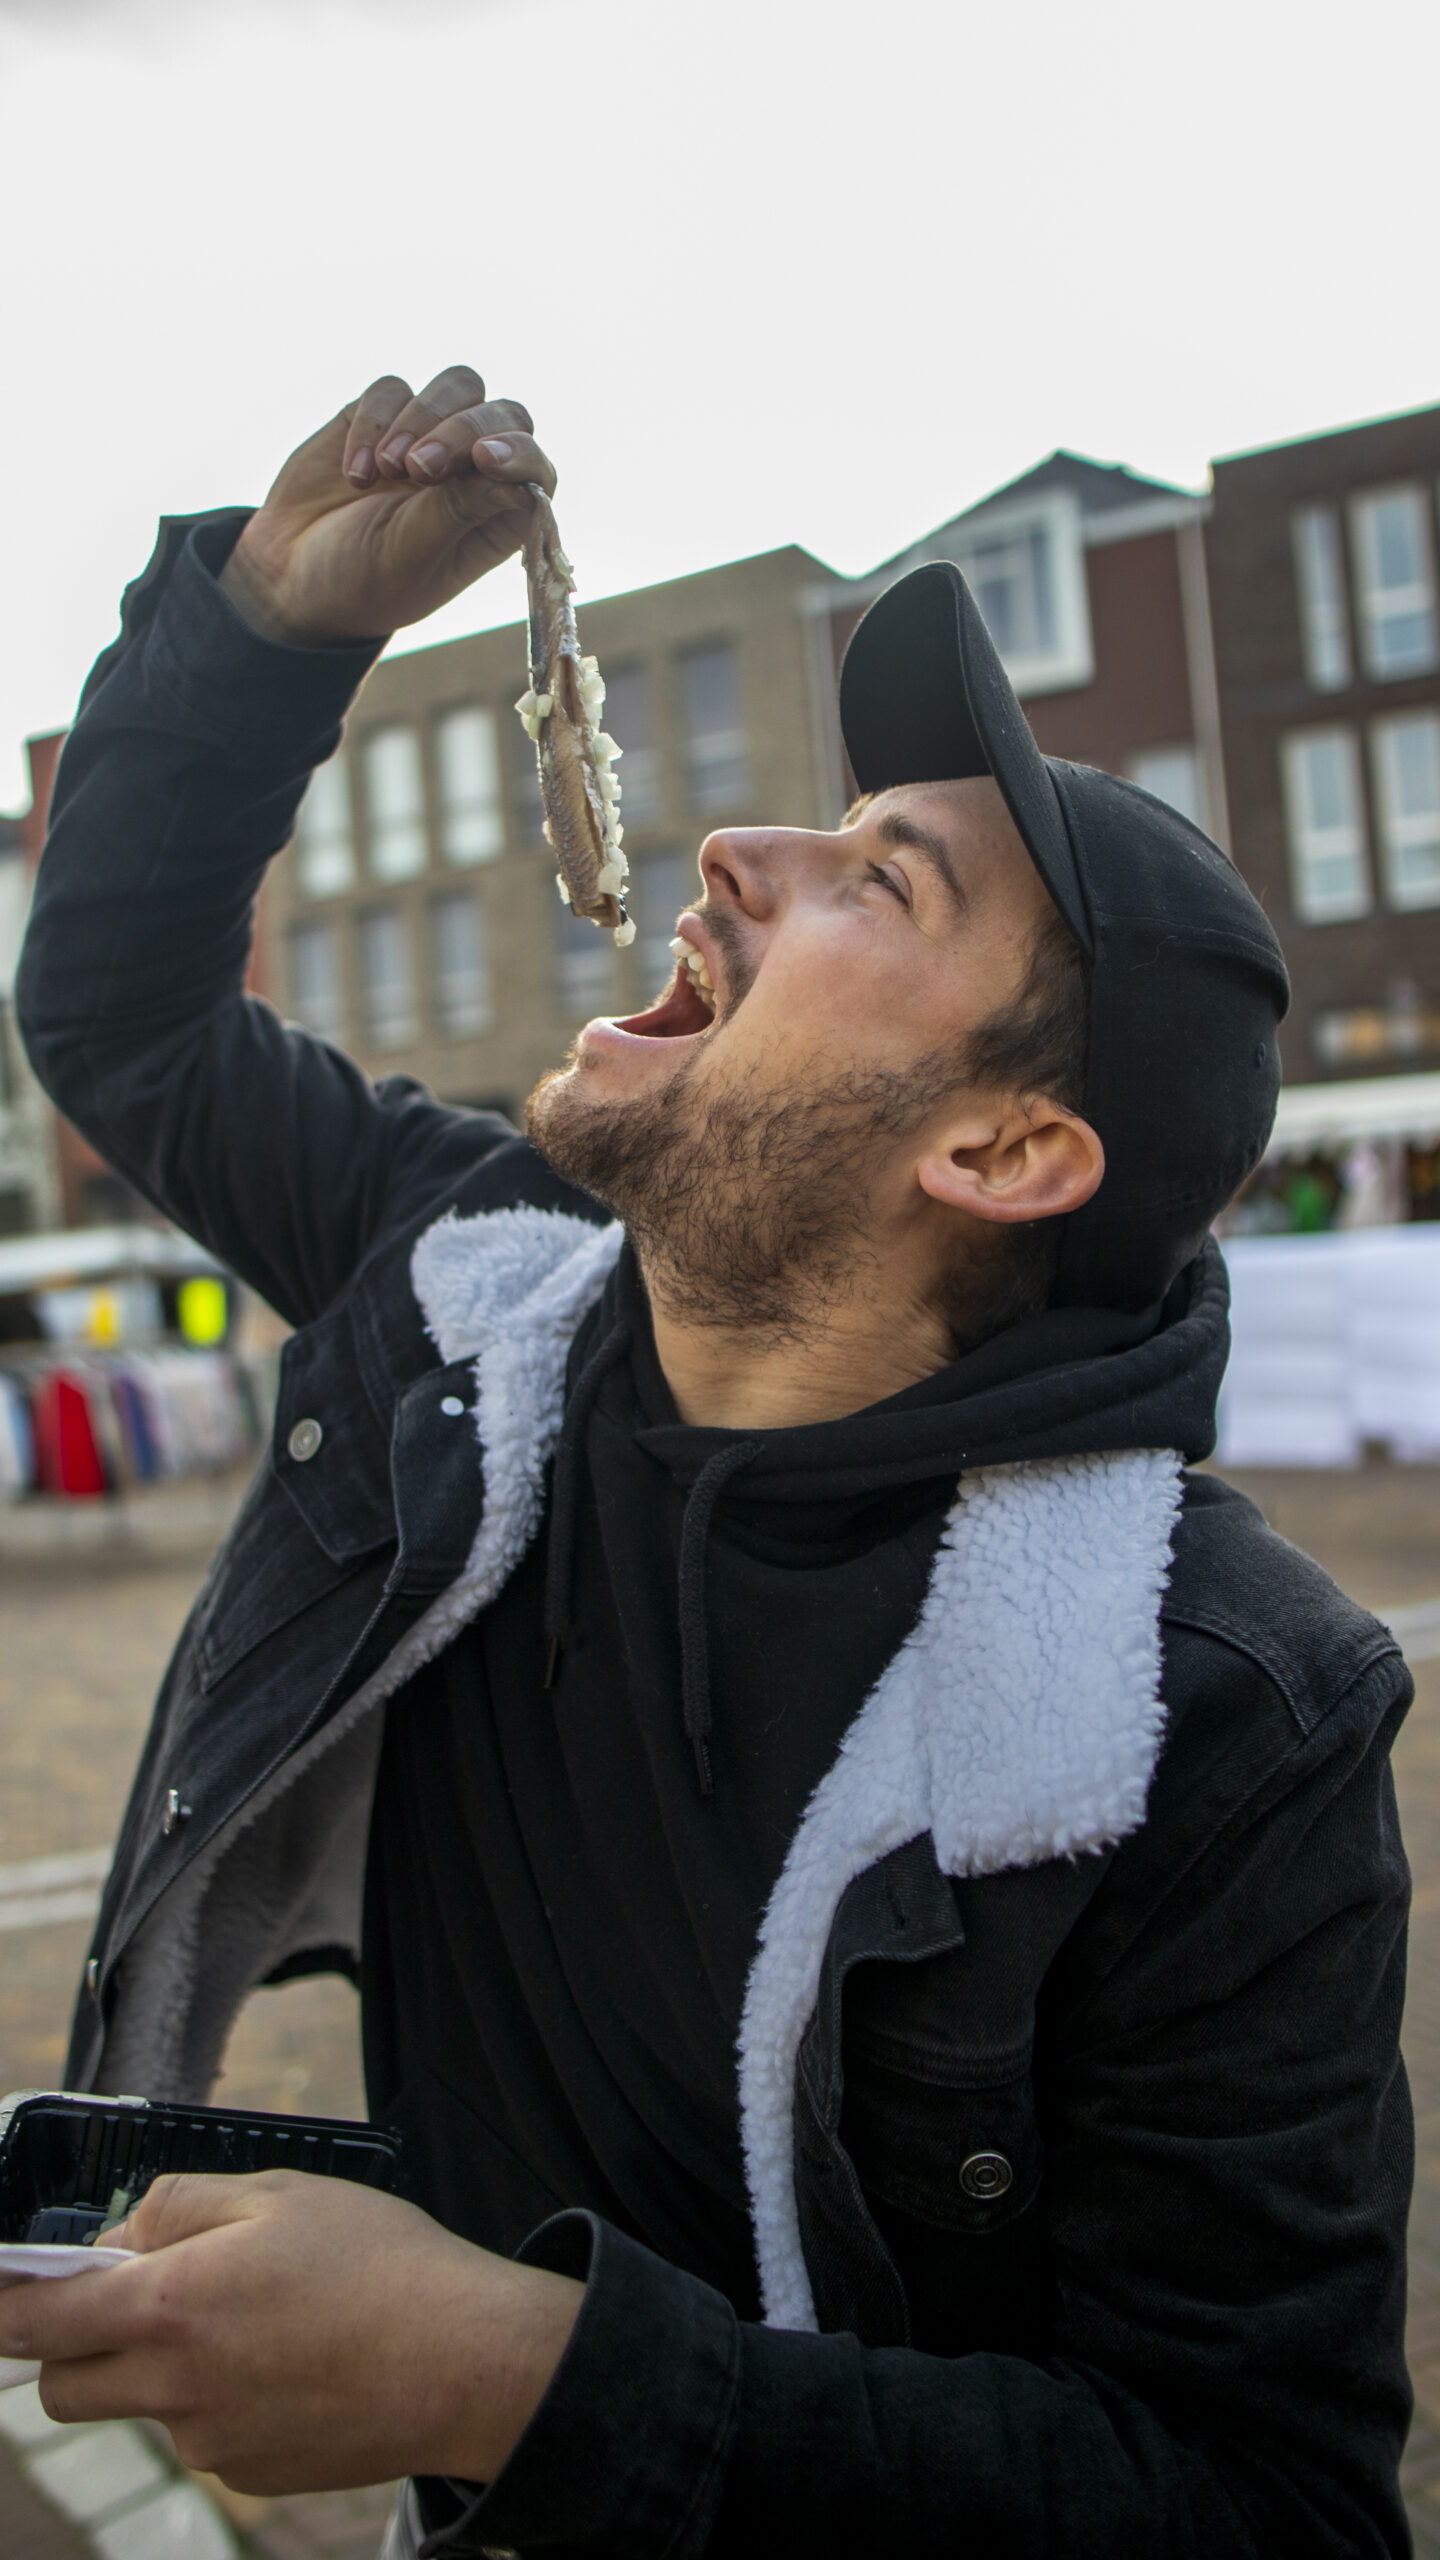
[738,1446,1183,2330]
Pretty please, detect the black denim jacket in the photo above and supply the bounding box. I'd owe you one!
[17,518,1415,2557]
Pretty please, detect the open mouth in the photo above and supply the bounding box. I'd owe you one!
[611,921,719,1041]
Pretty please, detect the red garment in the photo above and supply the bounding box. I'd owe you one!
[31,1369,110,1497]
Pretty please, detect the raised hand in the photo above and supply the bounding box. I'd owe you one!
[219,363,556,650]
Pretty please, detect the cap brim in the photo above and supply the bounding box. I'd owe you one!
[839,561,1093,956]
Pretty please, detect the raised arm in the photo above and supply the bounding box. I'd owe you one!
[17,367,559,1328]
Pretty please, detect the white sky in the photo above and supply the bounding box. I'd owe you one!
[1,0,1436,810]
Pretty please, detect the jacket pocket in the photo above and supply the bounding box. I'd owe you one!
[839,2038,1047,2356]
[839,2031,1042,2235]
[194,1457,385,1692]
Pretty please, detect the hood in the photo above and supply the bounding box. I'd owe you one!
[624,1234,1230,1502]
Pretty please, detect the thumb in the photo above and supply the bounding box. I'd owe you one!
[116,2170,274,2254]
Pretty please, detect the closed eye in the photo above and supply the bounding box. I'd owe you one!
[866,861,910,907]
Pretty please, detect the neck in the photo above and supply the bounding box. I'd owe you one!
[644,1265,956,1429]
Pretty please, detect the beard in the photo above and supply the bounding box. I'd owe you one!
[524,921,956,1340]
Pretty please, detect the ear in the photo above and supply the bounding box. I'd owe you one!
[915,1103,1105,1226]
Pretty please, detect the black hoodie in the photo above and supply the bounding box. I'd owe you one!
[360,1238,1230,2307]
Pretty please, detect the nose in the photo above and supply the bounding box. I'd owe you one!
[697,824,837,919]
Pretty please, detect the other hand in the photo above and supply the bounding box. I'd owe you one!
[0,2169,582,2496]
[219,363,556,649]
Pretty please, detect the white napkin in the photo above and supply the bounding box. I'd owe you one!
[0,2243,135,2386]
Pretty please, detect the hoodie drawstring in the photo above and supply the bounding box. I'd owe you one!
[678,1438,762,1796]
[542,1316,632,1688]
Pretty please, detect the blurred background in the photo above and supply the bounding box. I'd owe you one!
[1,0,1439,2552]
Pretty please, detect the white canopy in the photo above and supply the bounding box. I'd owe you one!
[1266,1071,1440,1158]
[0,1223,221,1296]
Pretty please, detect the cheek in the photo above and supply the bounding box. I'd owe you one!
[745,932,925,1066]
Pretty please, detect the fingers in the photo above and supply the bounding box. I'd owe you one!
[341,376,418,488]
[367,361,492,482]
[0,2260,148,2368]
[399,399,551,494]
[120,2169,281,2253]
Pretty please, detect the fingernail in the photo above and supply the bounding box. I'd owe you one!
[410,440,449,480]
[378,433,413,470]
[346,446,375,485]
[479,438,514,463]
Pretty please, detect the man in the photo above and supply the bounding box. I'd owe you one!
[5,365,1413,2557]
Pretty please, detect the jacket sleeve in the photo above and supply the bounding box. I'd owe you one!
[437,1651,1413,2559]
[16,513,518,1330]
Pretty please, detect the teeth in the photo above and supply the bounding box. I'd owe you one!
[666,933,716,1009]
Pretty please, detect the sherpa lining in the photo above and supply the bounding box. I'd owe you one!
[97,1208,624,2100]
[738,1446,1183,2330]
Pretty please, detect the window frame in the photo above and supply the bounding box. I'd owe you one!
[435,705,505,868]
[950,490,1094,696]
[1291,505,1352,693]
[293,749,357,900]
[357,904,418,1050]
[1371,708,1440,914]
[284,917,346,1042]
[679,640,750,815]
[1348,484,1439,681]
[429,889,492,1037]
[362,724,430,883]
[1279,725,1373,925]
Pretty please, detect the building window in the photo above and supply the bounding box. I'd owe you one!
[1127,744,1206,830]
[293,751,355,897]
[363,726,428,880]
[430,892,491,1035]
[1372,711,1440,912]
[1280,729,1371,923]
[1349,487,1438,679]
[359,907,416,1048]
[436,707,504,866]
[285,920,344,1040]
[635,850,696,995]
[951,493,1093,695]
[1313,985,1440,1068]
[1292,507,1351,691]
[555,899,617,1018]
[680,643,748,812]
[603,664,660,825]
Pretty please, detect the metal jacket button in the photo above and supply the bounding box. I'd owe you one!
[959,2150,1013,2200]
[439,1396,465,1417]
[288,1416,323,1462]
[86,1958,100,1999]
[162,1789,193,1838]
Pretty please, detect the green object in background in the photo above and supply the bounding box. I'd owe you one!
[1286,1171,1331,1234]
[177,1275,228,1345]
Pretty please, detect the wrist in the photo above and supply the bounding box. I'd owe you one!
[217,527,361,652]
[430,2258,584,2484]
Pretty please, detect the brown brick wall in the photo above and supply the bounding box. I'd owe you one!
[1208,404,1440,1083]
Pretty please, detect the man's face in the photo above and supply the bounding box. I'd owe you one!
[526,778,1059,1332]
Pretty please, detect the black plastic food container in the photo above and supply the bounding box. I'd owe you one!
[0,2092,402,2245]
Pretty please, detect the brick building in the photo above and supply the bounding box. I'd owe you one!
[820,451,1228,846]
[262,543,838,1115]
[1207,403,1440,1085]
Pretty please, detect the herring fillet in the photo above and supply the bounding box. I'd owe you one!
[516,488,635,944]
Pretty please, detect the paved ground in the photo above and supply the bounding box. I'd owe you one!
[2,1459,1440,2552]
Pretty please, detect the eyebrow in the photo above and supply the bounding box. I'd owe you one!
[874,808,970,923]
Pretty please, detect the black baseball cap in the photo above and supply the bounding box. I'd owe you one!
[839,560,1290,1312]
